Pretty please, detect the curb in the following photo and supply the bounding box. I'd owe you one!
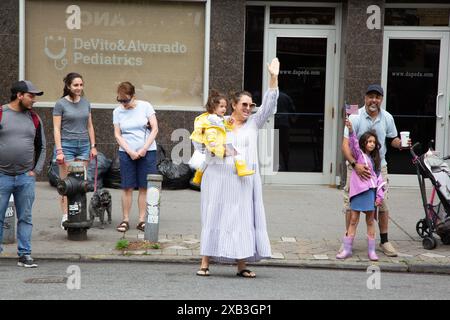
[406,262,450,274]
[2,253,449,275]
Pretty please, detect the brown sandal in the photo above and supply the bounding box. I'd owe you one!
[136,221,145,232]
[116,221,129,232]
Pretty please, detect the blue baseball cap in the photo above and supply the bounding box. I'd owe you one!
[366,84,383,96]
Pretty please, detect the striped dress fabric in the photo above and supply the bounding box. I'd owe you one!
[200,88,279,263]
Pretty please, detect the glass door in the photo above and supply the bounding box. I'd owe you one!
[262,29,336,184]
[382,31,449,186]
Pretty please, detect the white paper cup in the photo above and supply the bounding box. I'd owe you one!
[400,131,410,148]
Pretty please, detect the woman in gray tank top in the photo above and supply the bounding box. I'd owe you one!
[53,72,97,229]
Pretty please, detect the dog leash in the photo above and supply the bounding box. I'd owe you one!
[93,155,98,193]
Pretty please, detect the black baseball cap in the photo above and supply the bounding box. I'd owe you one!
[366,84,383,96]
[11,80,44,96]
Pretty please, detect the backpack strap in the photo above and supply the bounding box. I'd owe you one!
[30,110,40,129]
[0,104,39,129]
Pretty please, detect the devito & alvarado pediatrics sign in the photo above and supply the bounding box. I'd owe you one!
[25,1,205,107]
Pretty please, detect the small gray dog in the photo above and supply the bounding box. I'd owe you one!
[89,188,112,229]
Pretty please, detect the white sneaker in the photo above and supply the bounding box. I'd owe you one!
[379,242,398,257]
[61,214,68,230]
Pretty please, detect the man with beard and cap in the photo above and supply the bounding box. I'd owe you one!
[340,84,409,257]
[0,80,46,268]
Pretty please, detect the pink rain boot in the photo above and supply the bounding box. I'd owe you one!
[368,237,379,261]
[336,236,354,259]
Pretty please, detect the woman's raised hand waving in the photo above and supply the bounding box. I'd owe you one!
[267,58,279,88]
[267,57,280,77]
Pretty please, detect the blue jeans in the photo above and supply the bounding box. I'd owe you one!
[0,172,35,256]
[54,139,91,162]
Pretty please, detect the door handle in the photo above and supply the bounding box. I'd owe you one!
[436,92,444,119]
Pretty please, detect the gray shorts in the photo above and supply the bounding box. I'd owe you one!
[343,163,389,213]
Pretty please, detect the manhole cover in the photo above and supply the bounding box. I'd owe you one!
[24,276,67,284]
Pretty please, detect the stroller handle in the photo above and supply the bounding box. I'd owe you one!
[410,141,450,160]
[410,142,421,158]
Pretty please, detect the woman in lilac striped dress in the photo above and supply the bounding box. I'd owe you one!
[196,58,280,278]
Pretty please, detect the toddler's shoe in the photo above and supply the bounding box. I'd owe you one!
[191,169,203,186]
[235,160,255,177]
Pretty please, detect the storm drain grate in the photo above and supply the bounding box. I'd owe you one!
[24,276,68,284]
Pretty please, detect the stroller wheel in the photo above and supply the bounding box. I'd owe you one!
[416,219,432,238]
[422,236,437,250]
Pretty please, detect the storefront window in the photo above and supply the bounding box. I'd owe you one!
[25,0,205,107]
[244,6,264,106]
[385,8,450,26]
[385,39,440,174]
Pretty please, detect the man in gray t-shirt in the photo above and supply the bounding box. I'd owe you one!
[0,80,46,268]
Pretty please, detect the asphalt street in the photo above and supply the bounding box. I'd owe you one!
[1,260,449,300]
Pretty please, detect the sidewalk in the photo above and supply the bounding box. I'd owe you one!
[1,182,450,274]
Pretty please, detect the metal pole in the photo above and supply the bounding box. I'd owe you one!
[144,174,163,242]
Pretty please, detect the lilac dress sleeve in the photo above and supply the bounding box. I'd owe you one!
[253,88,279,129]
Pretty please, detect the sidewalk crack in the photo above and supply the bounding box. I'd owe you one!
[390,216,415,241]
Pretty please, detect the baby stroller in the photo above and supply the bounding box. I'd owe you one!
[410,142,450,249]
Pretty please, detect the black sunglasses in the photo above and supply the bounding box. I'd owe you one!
[241,102,256,109]
[117,97,132,104]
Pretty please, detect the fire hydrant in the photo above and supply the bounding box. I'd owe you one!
[57,162,93,240]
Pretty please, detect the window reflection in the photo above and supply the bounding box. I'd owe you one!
[244,6,265,106]
[275,37,327,172]
[386,39,440,174]
[270,7,335,25]
[385,8,450,26]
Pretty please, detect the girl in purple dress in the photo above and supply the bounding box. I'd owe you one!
[337,119,386,261]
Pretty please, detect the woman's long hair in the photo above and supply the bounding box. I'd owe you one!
[62,72,83,98]
[359,130,381,173]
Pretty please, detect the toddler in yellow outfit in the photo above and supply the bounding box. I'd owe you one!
[189,90,254,186]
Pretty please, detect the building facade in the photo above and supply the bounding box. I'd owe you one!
[1,0,450,187]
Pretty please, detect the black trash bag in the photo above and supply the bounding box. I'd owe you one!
[156,144,166,165]
[87,152,113,190]
[157,146,193,190]
[47,160,60,187]
[103,154,122,189]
